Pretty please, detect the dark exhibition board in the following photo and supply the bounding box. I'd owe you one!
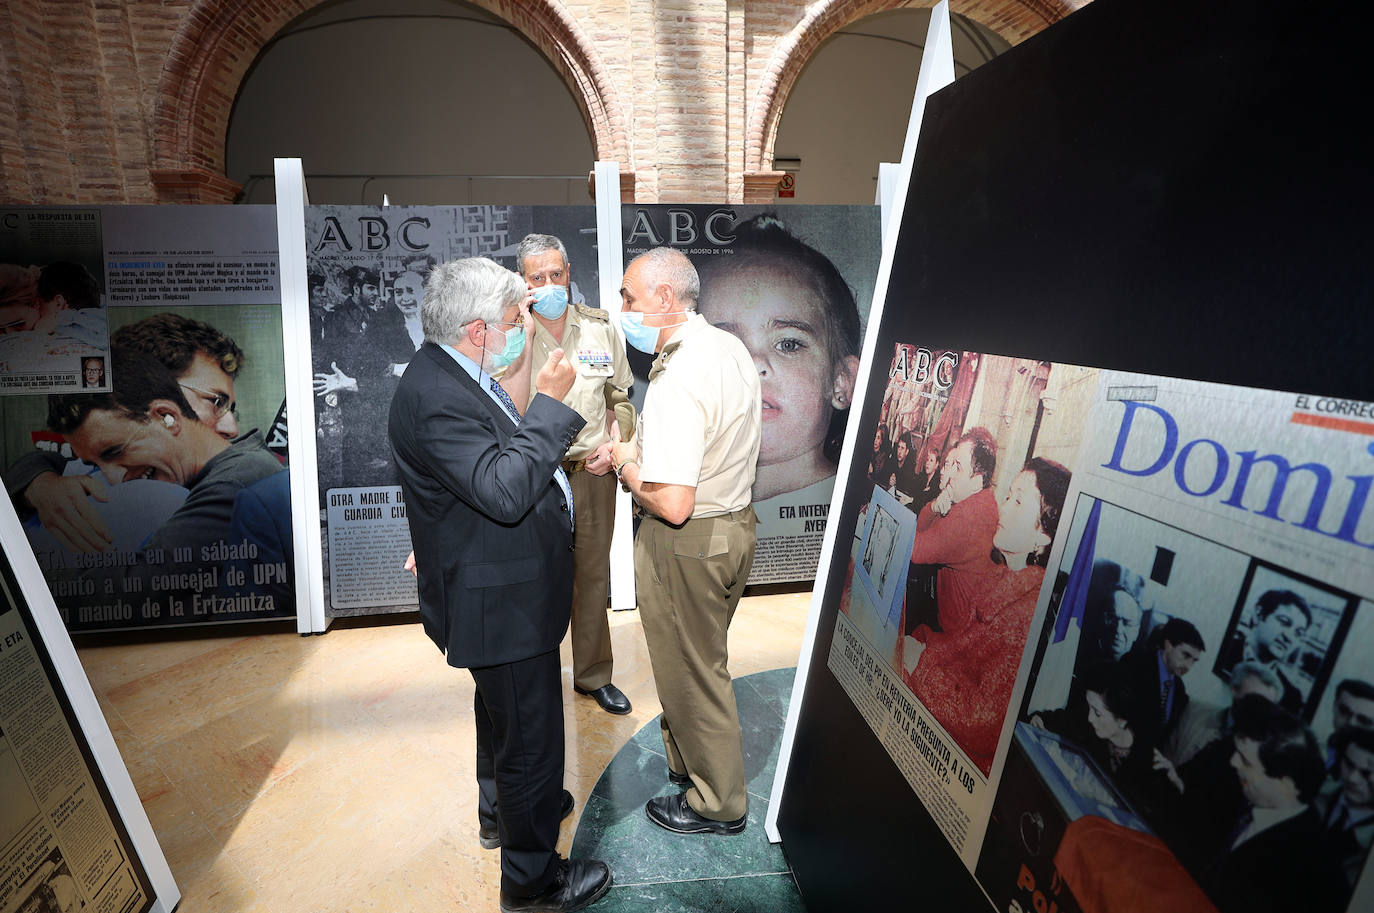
[885,0,1372,401]
[778,1,1372,911]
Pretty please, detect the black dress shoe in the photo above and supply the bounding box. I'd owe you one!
[481,789,575,849]
[645,792,746,835]
[573,683,632,715]
[667,768,693,788]
[499,858,612,913]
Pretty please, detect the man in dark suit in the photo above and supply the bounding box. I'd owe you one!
[1200,699,1346,913]
[1314,726,1374,891]
[388,257,611,913]
[1122,616,1204,748]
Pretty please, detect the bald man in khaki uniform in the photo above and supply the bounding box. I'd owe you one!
[610,247,762,835]
[517,233,634,715]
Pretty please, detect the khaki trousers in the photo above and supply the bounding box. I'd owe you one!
[568,468,615,691]
[634,507,756,821]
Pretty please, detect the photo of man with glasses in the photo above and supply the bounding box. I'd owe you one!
[5,313,268,554]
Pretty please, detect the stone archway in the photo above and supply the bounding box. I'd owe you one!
[150,0,629,202]
[742,0,1084,200]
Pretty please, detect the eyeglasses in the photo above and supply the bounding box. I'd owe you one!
[179,382,236,419]
[461,314,526,334]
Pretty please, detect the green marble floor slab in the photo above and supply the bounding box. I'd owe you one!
[572,668,805,912]
[595,872,803,913]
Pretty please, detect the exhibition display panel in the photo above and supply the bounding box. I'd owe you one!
[774,0,1374,911]
[0,496,178,912]
[1,206,294,633]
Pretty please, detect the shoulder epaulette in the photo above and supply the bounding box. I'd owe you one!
[574,302,611,322]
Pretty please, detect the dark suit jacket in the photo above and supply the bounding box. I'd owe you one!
[1202,805,1347,913]
[389,342,586,668]
[1121,647,1190,748]
[1312,783,1374,890]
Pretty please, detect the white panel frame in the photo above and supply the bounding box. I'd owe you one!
[0,498,180,912]
[593,161,638,611]
[765,1,957,843]
[273,159,329,634]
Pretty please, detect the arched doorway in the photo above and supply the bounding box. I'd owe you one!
[773,8,1011,203]
[151,0,628,203]
[742,0,1078,202]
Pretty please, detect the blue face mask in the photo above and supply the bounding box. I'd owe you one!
[621,310,689,354]
[484,322,525,368]
[530,284,569,319]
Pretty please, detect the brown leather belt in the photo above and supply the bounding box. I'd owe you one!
[561,458,586,474]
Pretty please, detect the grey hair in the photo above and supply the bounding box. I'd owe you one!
[631,247,699,308]
[421,257,524,345]
[515,234,568,277]
[1231,660,1283,702]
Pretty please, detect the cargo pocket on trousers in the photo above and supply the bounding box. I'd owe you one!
[671,533,733,604]
[672,535,729,561]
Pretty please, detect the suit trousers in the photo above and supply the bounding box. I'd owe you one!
[568,468,615,690]
[471,648,564,896]
[634,507,755,821]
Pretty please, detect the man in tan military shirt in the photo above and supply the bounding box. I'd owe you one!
[609,247,762,835]
[517,233,634,715]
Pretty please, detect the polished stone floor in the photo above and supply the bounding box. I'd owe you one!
[73,591,811,912]
[574,667,804,913]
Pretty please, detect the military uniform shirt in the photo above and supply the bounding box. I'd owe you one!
[527,302,634,460]
[638,313,761,518]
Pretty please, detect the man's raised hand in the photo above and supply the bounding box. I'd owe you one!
[535,348,576,401]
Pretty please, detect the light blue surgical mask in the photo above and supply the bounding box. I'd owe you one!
[484,321,525,368]
[530,284,569,319]
[620,310,689,354]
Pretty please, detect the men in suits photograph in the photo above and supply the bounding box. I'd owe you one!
[609,247,761,836]
[1315,726,1374,891]
[1327,678,1374,772]
[1201,700,1345,913]
[1122,616,1204,747]
[1167,660,1282,767]
[388,257,610,913]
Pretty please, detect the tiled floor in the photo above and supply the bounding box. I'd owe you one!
[73,591,812,912]
[573,667,804,913]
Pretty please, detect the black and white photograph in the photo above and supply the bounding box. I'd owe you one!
[305,204,601,615]
[859,488,907,612]
[980,493,1367,913]
[1213,562,1356,717]
[0,209,111,395]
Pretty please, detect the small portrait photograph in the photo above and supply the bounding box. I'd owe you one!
[862,500,902,603]
[846,483,919,659]
[1213,560,1358,718]
[80,355,105,388]
[0,255,110,393]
